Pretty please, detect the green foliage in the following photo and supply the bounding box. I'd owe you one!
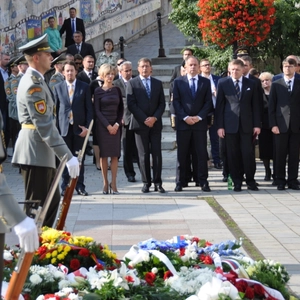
[169,0,201,41]
[255,0,300,62]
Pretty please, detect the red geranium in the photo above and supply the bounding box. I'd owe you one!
[70,258,81,271]
[198,0,276,48]
[145,272,156,285]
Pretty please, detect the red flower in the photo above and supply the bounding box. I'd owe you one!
[125,275,135,282]
[253,284,265,297]
[95,264,103,271]
[179,248,185,256]
[191,237,199,244]
[78,248,90,256]
[44,295,60,300]
[163,270,173,280]
[37,245,48,256]
[235,280,248,293]
[200,254,213,264]
[70,258,81,271]
[145,272,156,286]
[245,286,255,299]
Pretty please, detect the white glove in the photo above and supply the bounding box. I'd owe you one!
[66,156,80,178]
[13,217,39,253]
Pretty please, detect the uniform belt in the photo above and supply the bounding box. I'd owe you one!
[22,124,36,129]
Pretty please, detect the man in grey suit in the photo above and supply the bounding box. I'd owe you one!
[113,61,138,182]
[269,57,300,190]
[127,58,166,193]
[215,59,261,192]
[54,61,93,196]
[12,34,80,227]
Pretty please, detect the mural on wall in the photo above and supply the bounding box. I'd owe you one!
[0,0,160,53]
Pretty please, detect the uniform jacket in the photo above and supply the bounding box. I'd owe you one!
[59,17,85,47]
[172,75,213,131]
[215,76,261,134]
[9,73,23,120]
[127,76,165,131]
[54,79,93,137]
[269,77,300,133]
[12,68,73,168]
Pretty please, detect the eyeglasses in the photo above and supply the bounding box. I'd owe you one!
[75,62,82,65]
[200,64,210,67]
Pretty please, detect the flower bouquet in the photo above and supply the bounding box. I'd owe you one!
[2,232,296,300]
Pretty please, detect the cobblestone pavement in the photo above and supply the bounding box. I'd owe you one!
[4,22,300,297]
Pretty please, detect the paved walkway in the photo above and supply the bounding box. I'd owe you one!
[4,22,300,297]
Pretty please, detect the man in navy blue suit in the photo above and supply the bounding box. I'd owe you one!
[53,61,93,196]
[215,59,261,192]
[199,58,221,169]
[272,55,300,82]
[173,56,213,192]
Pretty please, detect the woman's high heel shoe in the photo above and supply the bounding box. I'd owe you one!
[103,185,109,194]
[109,183,120,195]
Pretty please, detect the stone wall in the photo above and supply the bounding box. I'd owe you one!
[0,0,172,54]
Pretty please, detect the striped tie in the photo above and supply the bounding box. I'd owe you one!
[144,78,151,98]
[235,79,240,100]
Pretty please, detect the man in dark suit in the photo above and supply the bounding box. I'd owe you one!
[60,7,85,47]
[113,61,138,182]
[199,58,221,169]
[173,56,213,192]
[0,52,10,146]
[67,31,95,61]
[53,61,93,196]
[215,59,261,192]
[170,48,194,83]
[127,58,166,193]
[272,55,300,82]
[77,55,97,84]
[269,58,300,190]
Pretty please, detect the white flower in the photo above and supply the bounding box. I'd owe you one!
[152,267,158,274]
[36,296,45,300]
[29,274,42,285]
[3,250,13,261]
[58,279,72,290]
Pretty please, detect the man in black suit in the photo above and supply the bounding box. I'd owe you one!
[269,58,300,190]
[77,55,97,84]
[215,59,261,192]
[67,31,95,61]
[127,58,166,193]
[272,55,300,82]
[53,61,93,196]
[170,48,194,83]
[173,56,213,192]
[113,61,138,182]
[0,52,10,146]
[60,7,85,47]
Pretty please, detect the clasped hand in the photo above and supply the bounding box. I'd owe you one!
[107,123,119,135]
[144,117,156,127]
[185,116,200,125]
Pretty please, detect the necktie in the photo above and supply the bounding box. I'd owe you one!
[191,78,196,98]
[88,72,92,81]
[144,78,151,98]
[287,80,292,93]
[69,85,74,125]
[72,19,75,33]
[76,44,80,53]
[235,79,241,100]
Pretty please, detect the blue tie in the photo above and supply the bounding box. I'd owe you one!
[235,80,241,100]
[191,78,196,98]
[144,78,151,98]
[72,19,75,33]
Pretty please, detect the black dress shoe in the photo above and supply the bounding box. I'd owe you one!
[174,184,182,192]
[195,182,200,187]
[201,183,211,192]
[142,184,150,193]
[76,188,88,196]
[277,184,286,190]
[234,185,242,192]
[182,183,188,188]
[247,184,259,191]
[61,190,65,196]
[214,163,223,169]
[222,176,228,182]
[154,184,165,193]
[288,184,300,190]
[128,176,136,182]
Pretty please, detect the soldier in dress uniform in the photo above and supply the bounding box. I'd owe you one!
[49,53,66,91]
[9,55,28,152]
[0,110,39,298]
[12,34,80,227]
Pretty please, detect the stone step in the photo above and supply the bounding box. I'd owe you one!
[162,116,173,132]
[151,65,177,76]
[161,130,176,150]
[151,55,183,65]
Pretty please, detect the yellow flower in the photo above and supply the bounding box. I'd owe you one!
[52,250,58,257]
[46,253,51,259]
[57,245,64,252]
[51,257,57,264]
[57,253,65,260]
